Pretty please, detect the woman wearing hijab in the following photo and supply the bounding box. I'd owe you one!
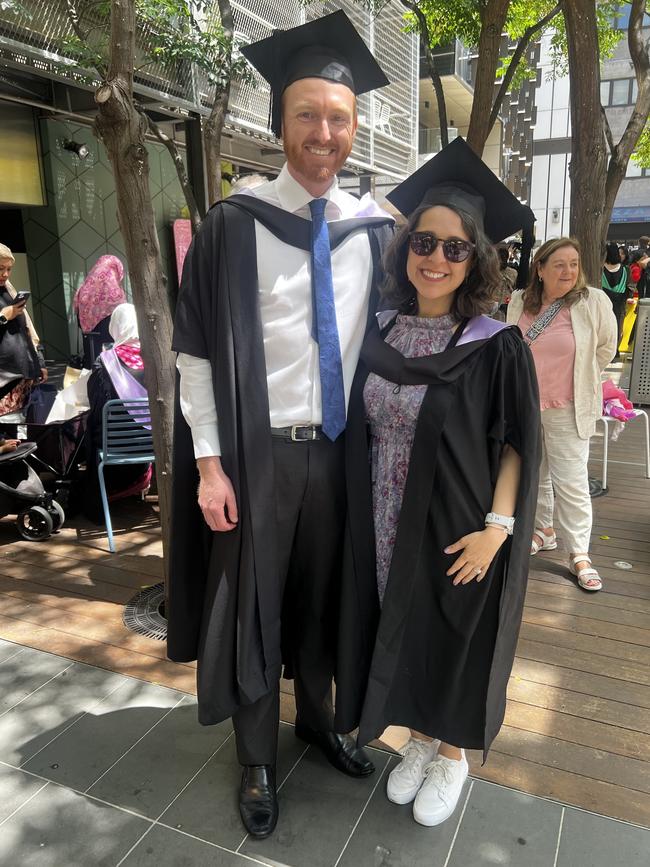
[335,138,541,829]
[0,244,47,419]
[83,303,151,519]
[73,255,127,367]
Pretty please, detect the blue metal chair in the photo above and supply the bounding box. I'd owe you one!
[97,398,155,553]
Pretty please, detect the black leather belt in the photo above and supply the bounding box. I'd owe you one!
[270,424,324,442]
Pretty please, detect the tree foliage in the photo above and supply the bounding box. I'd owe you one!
[632,121,650,167]
[547,0,623,79]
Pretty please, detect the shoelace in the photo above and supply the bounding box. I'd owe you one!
[398,740,430,783]
[421,758,456,804]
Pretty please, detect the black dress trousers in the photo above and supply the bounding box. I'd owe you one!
[232,435,347,766]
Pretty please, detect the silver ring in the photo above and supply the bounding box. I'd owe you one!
[475,567,483,574]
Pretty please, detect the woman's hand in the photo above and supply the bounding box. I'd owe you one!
[1,303,25,322]
[445,526,508,586]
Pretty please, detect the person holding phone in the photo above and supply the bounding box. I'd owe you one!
[0,244,47,418]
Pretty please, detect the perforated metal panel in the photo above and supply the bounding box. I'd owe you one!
[630,299,650,404]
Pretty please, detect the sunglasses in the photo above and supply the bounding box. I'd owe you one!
[408,232,474,263]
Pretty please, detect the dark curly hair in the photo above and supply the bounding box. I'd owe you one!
[381,202,501,320]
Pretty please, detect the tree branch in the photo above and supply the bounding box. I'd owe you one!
[400,0,449,147]
[601,103,615,155]
[605,0,650,208]
[108,0,136,87]
[143,111,203,232]
[487,2,562,133]
[203,0,235,205]
[64,0,109,79]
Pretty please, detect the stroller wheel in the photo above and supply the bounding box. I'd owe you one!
[47,500,65,532]
[17,506,54,542]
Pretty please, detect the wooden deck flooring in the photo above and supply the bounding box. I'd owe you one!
[0,399,648,827]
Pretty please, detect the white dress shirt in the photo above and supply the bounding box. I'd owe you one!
[178,164,384,457]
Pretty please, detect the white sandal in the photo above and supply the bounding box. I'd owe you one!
[530,529,557,555]
[569,555,602,592]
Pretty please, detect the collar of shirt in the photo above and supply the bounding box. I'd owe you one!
[253,163,360,220]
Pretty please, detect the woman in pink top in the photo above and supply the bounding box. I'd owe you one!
[508,238,617,591]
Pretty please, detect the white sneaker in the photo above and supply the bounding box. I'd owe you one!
[386,737,439,805]
[413,751,469,826]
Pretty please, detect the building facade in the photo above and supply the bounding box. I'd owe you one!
[417,36,539,206]
[530,11,650,247]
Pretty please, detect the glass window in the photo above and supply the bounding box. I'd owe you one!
[626,162,642,177]
[632,78,639,103]
[612,79,631,105]
[600,81,611,106]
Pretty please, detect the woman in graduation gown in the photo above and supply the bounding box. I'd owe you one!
[335,138,541,828]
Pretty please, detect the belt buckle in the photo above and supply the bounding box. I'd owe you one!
[290,425,316,442]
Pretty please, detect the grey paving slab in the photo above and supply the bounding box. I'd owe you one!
[0,764,48,825]
[0,660,127,765]
[556,807,650,867]
[446,779,562,867]
[160,722,306,850]
[0,647,72,715]
[241,744,391,867]
[0,638,24,665]
[0,781,150,867]
[120,824,266,867]
[22,679,187,791]
[88,696,232,819]
[338,754,470,867]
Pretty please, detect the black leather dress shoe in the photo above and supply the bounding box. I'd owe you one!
[294,722,375,777]
[239,765,278,838]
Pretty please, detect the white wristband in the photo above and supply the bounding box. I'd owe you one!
[485,512,515,535]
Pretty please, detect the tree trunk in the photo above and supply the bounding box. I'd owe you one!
[602,0,650,234]
[400,0,449,149]
[94,0,175,577]
[564,0,609,285]
[466,0,511,155]
[487,3,562,135]
[145,114,203,231]
[204,0,235,206]
[205,83,231,205]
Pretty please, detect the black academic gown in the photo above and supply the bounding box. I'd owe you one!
[168,193,394,726]
[334,316,541,756]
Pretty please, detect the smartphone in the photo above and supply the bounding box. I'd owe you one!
[12,291,30,305]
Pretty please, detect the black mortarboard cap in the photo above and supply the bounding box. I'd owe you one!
[387,137,536,286]
[241,10,389,138]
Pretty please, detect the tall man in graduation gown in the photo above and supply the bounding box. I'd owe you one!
[168,11,394,839]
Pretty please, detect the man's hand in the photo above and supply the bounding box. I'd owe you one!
[197,456,238,532]
[39,368,48,383]
[1,303,25,322]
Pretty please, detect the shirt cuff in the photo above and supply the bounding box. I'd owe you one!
[176,352,221,457]
[190,423,222,458]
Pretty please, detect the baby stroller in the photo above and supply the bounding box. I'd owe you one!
[0,442,65,540]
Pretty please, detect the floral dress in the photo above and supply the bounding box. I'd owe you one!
[363,313,456,602]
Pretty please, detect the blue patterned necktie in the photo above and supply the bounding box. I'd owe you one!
[309,197,346,441]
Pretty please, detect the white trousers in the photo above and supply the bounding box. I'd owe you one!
[534,405,592,554]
